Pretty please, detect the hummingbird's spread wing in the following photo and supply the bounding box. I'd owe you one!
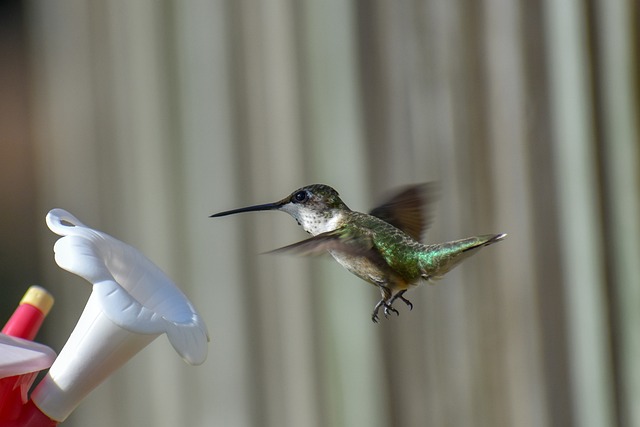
[369,183,438,242]
[264,229,375,257]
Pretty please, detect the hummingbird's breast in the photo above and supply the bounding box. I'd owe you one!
[328,249,412,291]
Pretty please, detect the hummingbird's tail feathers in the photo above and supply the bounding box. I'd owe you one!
[420,233,506,279]
[461,233,507,252]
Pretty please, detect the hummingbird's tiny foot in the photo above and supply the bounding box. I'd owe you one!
[372,298,398,322]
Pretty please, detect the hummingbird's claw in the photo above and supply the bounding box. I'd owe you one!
[372,299,384,323]
[372,298,400,322]
[390,290,413,311]
[383,303,399,318]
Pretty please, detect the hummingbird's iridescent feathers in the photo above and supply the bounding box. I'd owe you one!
[265,211,506,283]
[417,233,506,280]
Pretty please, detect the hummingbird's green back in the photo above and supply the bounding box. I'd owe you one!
[349,211,504,283]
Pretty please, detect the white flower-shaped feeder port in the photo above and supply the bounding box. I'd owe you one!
[30,209,209,422]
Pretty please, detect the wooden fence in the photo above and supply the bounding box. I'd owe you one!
[0,1,637,426]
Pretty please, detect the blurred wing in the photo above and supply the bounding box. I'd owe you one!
[369,182,439,241]
[265,229,374,257]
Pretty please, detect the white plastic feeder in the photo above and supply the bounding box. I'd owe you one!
[30,209,209,422]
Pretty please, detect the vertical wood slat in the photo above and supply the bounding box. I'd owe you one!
[173,2,256,427]
[543,0,616,426]
[482,0,548,425]
[299,1,387,426]
[260,2,321,425]
[593,0,640,426]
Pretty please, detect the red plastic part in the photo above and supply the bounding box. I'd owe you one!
[0,372,38,422]
[0,288,56,426]
[0,400,58,427]
[1,304,46,341]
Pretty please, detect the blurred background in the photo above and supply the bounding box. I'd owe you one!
[1,0,639,426]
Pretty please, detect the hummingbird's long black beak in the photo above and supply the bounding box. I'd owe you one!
[209,201,283,218]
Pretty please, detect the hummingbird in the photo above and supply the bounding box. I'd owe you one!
[210,184,506,322]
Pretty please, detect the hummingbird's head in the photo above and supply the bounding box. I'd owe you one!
[210,184,350,235]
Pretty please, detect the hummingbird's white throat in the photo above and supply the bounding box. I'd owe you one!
[280,204,344,235]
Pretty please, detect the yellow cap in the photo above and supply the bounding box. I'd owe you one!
[20,285,55,316]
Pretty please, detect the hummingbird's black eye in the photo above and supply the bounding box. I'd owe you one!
[293,190,308,203]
